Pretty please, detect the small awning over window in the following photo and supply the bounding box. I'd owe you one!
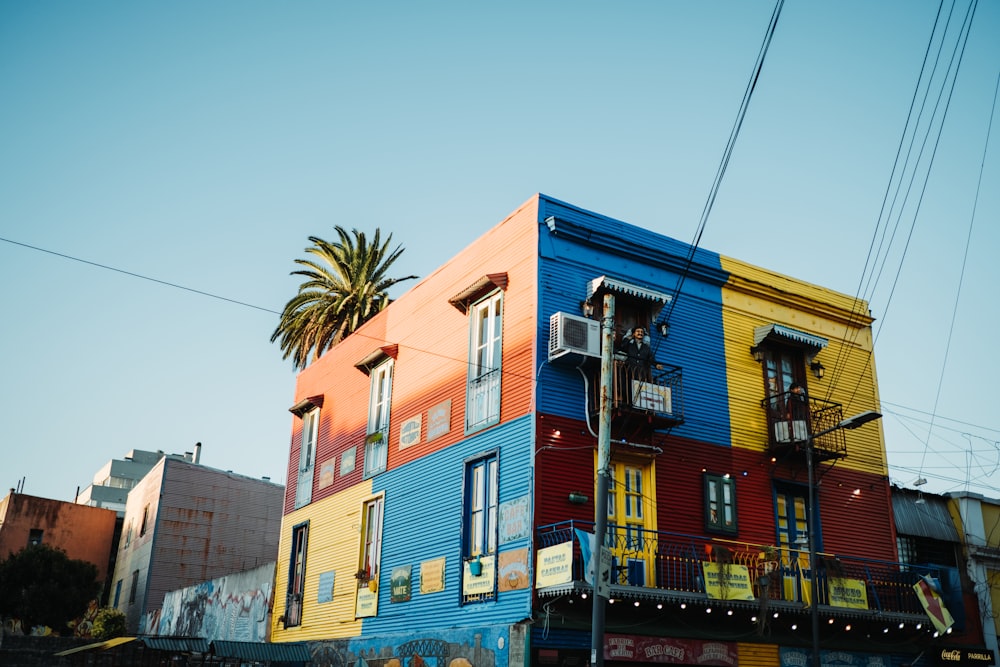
[587,276,672,305]
[354,344,399,375]
[753,323,828,353]
[448,272,508,313]
[288,394,324,417]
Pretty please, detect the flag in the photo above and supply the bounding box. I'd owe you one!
[575,529,595,585]
[914,574,954,634]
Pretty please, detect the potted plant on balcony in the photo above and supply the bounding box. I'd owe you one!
[757,545,779,574]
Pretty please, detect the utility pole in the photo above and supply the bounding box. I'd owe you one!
[590,293,615,667]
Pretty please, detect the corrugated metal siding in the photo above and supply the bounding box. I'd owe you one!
[535,414,599,527]
[892,490,960,542]
[719,256,887,476]
[365,415,534,634]
[271,480,372,642]
[286,197,538,513]
[738,642,780,667]
[139,461,284,630]
[536,196,732,447]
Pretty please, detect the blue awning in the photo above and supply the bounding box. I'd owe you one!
[587,276,672,305]
[753,324,828,352]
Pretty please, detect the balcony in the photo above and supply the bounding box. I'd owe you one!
[761,390,847,461]
[536,520,932,622]
[589,359,684,436]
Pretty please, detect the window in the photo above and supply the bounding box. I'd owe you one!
[606,459,655,586]
[285,522,308,628]
[123,520,132,549]
[295,407,319,508]
[113,580,122,607]
[704,473,737,535]
[128,570,139,604]
[139,505,150,537]
[466,291,502,432]
[364,360,393,478]
[775,485,813,602]
[27,529,43,546]
[465,454,498,559]
[358,496,384,584]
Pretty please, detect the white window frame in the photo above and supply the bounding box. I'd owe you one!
[466,291,503,432]
[359,495,384,584]
[364,360,393,478]
[295,408,319,509]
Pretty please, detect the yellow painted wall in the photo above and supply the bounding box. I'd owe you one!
[720,256,888,476]
[271,480,373,642]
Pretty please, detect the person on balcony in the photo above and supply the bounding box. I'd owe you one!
[784,383,810,441]
[617,327,659,381]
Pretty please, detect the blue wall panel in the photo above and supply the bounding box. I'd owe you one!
[364,414,533,633]
[535,195,733,447]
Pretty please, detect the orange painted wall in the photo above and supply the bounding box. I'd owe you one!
[0,493,118,584]
[284,196,540,511]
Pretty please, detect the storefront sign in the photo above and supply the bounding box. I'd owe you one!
[535,541,573,588]
[604,635,736,665]
[499,495,531,543]
[827,576,868,609]
[462,554,495,596]
[498,548,529,591]
[935,648,995,667]
[419,557,446,594]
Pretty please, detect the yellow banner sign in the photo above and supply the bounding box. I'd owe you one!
[828,577,868,609]
[702,562,754,600]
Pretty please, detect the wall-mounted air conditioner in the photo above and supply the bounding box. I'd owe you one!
[548,312,601,363]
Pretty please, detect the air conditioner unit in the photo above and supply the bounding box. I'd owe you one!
[549,312,600,363]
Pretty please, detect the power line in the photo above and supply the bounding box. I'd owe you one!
[0,236,282,315]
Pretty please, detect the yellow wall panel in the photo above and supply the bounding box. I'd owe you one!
[272,480,373,642]
[720,256,887,476]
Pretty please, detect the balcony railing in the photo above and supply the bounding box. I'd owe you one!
[761,390,846,460]
[590,359,684,429]
[537,520,932,617]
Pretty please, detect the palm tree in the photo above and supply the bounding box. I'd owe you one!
[271,226,418,369]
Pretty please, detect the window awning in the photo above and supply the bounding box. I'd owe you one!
[587,276,672,305]
[211,640,313,661]
[288,395,324,417]
[140,637,210,653]
[448,272,508,313]
[354,344,399,375]
[753,323,828,352]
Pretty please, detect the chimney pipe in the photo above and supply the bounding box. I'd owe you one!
[194,442,202,464]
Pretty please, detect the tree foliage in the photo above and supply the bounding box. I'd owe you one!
[271,226,417,369]
[0,544,101,633]
[92,607,127,640]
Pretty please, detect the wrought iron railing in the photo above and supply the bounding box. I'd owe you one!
[591,359,684,424]
[761,391,846,458]
[537,520,932,615]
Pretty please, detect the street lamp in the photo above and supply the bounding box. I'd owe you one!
[806,410,882,667]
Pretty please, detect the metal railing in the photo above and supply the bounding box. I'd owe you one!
[537,520,932,615]
[761,391,846,458]
[591,359,684,424]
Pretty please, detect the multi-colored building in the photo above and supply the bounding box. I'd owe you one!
[270,194,967,667]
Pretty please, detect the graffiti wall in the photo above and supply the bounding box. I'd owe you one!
[146,562,274,642]
[307,623,526,667]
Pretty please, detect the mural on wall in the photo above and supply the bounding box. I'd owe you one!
[309,626,508,667]
[146,562,274,642]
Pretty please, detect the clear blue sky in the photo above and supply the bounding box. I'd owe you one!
[2,2,997,503]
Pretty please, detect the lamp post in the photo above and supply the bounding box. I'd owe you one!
[805,410,882,667]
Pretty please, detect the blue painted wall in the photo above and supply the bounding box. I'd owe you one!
[535,195,733,447]
[364,414,533,634]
